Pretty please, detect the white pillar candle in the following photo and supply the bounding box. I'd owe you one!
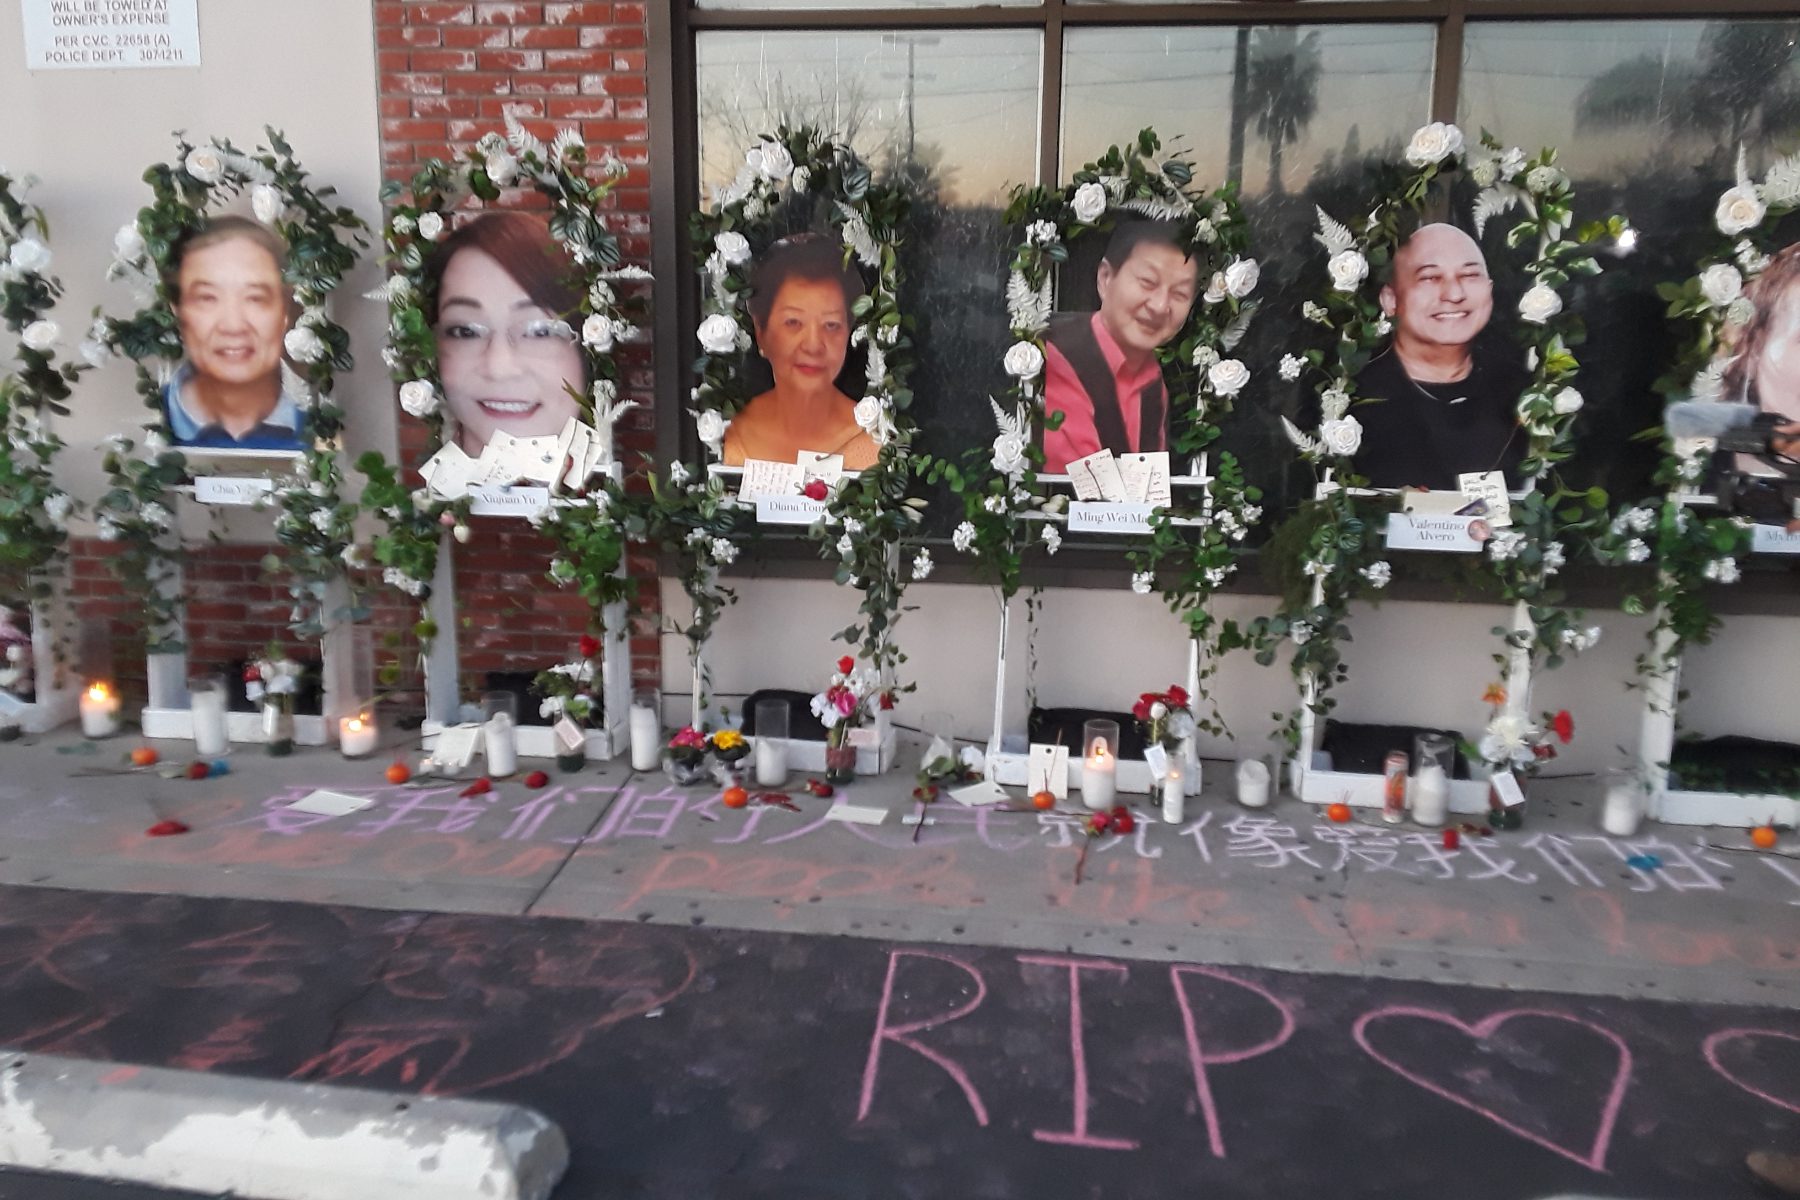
[629,702,661,771]
[79,683,120,738]
[339,714,378,759]
[1081,745,1116,811]
[1411,762,1449,827]
[1601,782,1643,838]
[1161,764,1185,824]
[1237,758,1271,809]
[191,688,229,757]
[483,711,517,777]
[755,736,788,787]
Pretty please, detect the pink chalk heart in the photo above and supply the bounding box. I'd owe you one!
[1704,1029,1800,1116]
[1353,1005,1632,1172]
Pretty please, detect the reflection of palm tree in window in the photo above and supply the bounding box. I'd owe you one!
[1576,21,1800,166]
[1244,27,1322,196]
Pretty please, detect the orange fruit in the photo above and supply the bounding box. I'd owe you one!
[1326,802,1353,824]
[1031,790,1056,811]
[385,761,412,785]
[129,746,159,767]
[1751,824,1779,850]
[721,786,750,809]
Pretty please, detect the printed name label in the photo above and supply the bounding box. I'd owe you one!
[1751,524,1800,555]
[755,496,828,526]
[1067,502,1155,535]
[1385,512,1483,553]
[467,486,550,518]
[194,476,274,506]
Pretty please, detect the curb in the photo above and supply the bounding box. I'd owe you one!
[0,1050,568,1200]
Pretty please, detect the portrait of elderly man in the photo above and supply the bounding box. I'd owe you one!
[1041,220,1199,475]
[161,215,307,453]
[1350,222,1528,490]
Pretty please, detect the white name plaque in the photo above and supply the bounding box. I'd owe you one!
[1066,502,1155,535]
[467,486,549,518]
[754,495,827,526]
[194,476,274,506]
[1385,512,1483,553]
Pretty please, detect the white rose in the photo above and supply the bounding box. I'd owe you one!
[1698,263,1744,309]
[284,326,326,363]
[695,408,727,452]
[757,142,794,181]
[1725,297,1756,328]
[1715,185,1766,237]
[1279,354,1304,382]
[1525,165,1566,195]
[1327,249,1368,292]
[20,320,58,352]
[1404,122,1464,167]
[992,431,1027,477]
[7,238,50,274]
[853,396,883,433]
[714,230,752,266]
[1149,701,1168,721]
[1552,386,1584,415]
[790,166,811,194]
[417,211,447,242]
[1223,258,1260,298]
[113,223,145,262]
[1191,344,1219,370]
[1207,359,1250,397]
[1518,284,1563,325]
[581,313,615,352]
[1203,272,1226,305]
[1071,182,1107,224]
[1319,416,1363,456]
[1003,340,1045,380]
[697,313,739,355]
[398,380,438,417]
[250,184,283,225]
[485,151,518,186]
[183,147,224,184]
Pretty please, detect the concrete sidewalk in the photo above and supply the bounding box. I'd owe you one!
[0,727,1793,1011]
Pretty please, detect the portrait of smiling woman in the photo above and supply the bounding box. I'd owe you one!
[162,215,306,453]
[723,233,876,469]
[426,212,587,457]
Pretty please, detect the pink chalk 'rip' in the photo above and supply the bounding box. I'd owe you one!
[1170,964,1298,1159]
[98,1066,140,1085]
[858,950,990,1126]
[1703,1029,1800,1116]
[1352,1005,1633,1173]
[1017,954,1139,1151]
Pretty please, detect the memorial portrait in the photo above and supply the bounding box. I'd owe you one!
[1041,219,1198,476]
[162,215,306,454]
[427,212,587,458]
[1718,241,1800,476]
[1349,222,1530,491]
[0,604,32,702]
[723,233,876,469]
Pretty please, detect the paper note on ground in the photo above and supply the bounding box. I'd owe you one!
[287,790,375,817]
[949,780,1012,808]
[825,802,889,825]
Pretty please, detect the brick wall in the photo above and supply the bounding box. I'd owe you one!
[66,0,663,706]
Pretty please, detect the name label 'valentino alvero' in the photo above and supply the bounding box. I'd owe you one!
[1385,512,1484,553]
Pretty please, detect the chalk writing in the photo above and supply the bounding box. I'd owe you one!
[858,949,990,1126]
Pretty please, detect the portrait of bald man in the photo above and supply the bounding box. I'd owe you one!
[1350,222,1528,490]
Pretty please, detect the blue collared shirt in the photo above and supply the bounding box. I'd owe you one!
[162,361,308,452]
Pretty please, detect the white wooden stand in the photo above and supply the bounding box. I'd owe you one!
[419,467,632,762]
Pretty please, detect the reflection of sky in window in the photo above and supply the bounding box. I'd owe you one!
[1061,26,1436,190]
[1461,21,1800,177]
[696,31,1041,208]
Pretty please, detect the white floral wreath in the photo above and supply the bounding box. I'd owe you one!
[98,131,368,647]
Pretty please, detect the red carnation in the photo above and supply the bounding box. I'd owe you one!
[1166,686,1189,707]
[1084,813,1112,836]
[802,479,828,501]
[1132,699,1152,721]
[837,655,855,675]
[578,634,601,659]
[1110,806,1136,835]
[1551,709,1574,744]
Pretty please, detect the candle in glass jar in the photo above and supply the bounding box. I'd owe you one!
[755,736,788,787]
[484,711,517,777]
[1081,743,1116,811]
[79,682,120,738]
[1160,761,1185,824]
[629,701,661,771]
[339,713,378,759]
[191,684,228,757]
[1236,757,1271,809]
[1411,762,1449,827]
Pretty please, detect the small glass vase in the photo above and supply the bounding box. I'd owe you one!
[824,730,858,785]
[663,752,710,788]
[711,755,749,788]
[262,702,295,757]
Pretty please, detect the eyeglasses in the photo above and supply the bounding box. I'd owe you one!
[434,317,577,358]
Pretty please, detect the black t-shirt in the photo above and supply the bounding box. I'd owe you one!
[1350,341,1529,490]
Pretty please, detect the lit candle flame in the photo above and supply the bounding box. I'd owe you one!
[86,682,111,702]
